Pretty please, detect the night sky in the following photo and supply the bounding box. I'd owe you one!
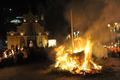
[0,0,70,40]
[0,0,120,42]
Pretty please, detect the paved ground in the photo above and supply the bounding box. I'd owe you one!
[0,58,119,80]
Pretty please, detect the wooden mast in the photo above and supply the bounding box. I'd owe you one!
[70,10,74,53]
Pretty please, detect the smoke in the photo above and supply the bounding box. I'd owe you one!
[65,0,105,33]
[89,0,120,58]
[88,0,120,42]
[65,0,120,58]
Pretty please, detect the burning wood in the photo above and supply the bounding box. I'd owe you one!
[54,35,102,75]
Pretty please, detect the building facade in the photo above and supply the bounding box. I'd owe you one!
[7,12,48,49]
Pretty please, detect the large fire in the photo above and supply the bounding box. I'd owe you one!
[54,35,102,75]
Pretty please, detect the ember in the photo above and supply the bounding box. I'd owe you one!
[54,35,102,75]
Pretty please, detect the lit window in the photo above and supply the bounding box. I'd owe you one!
[10,33,14,36]
[20,32,24,36]
[9,8,12,11]
[38,33,41,35]
[35,20,38,23]
[23,19,26,22]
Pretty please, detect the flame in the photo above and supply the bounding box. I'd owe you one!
[54,35,102,74]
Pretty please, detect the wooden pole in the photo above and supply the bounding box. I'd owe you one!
[70,10,74,53]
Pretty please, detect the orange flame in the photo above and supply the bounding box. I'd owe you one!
[54,35,102,74]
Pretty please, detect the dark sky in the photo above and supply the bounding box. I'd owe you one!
[0,0,120,42]
[0,0,70,39]
[0,0,44,36]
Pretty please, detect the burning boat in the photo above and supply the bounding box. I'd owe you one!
[54,35,102,75]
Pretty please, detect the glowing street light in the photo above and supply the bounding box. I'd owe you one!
[107,22,120,32]
[114,22,118,25]
[107,24,111,27]
[9,8,12,11]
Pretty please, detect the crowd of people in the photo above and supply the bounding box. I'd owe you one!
[0,45,29,67]
[0,43,50,67]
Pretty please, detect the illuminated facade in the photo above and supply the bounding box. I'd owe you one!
[7,12,48,49]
